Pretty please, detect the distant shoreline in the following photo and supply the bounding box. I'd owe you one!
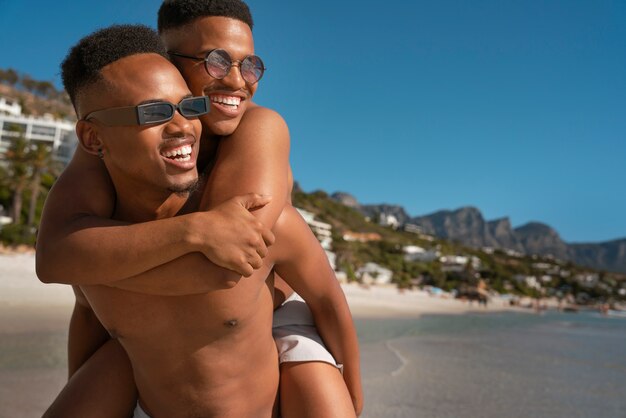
[0,252,532,319]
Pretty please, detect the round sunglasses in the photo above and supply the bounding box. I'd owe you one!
[169,49,266,85]
[83,96,210,126]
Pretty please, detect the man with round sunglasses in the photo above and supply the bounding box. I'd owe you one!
[38,1,362,417]
[168,48,265,85]
[40,22,359,418]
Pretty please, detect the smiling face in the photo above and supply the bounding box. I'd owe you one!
[162,16,258,139]
[79,53,201,200]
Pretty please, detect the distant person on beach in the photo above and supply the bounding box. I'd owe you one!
[37,3,361,418]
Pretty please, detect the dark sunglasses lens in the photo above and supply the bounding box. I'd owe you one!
[241,56,264,83]
[179,97,209,117]
[141,103,174,124]
[206,49,231,79]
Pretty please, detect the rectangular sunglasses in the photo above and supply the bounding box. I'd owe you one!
[83,96,210,126]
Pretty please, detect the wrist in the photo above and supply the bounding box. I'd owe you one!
[179,212,204,253]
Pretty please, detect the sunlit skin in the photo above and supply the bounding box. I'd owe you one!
[164,16,297,304]
[163,17,258,140]
[77,55,201,218]
[39,18,362,418]
[72,54,280,417]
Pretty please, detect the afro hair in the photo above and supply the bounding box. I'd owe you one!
[61,24,168,111]
[158,0,253,33]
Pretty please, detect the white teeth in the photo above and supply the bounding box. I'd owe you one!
[210,95,241,107]
[162,145,192,159]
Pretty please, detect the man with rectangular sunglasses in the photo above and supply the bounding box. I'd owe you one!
[40,22,359,418]
[83,96,210,126]
[38,1,362,417]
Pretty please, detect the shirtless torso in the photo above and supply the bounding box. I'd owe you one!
[83,265,278,417]
[39,14,361,418]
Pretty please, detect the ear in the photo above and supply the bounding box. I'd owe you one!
[76,120,105,157]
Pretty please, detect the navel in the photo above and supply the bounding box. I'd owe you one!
[224,319,239,328]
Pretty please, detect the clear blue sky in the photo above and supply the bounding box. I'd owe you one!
[1,0,624,243]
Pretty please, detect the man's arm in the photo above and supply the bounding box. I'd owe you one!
[41,104,289,296]
[272,207,363,415]
[200,105,291,228]
[36,148,273,286]
[110,106,292,295]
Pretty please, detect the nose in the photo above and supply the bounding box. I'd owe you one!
[165,109,197,137]
[220,61,246,90]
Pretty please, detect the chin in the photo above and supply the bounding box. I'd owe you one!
[203,117,242,138]
[168,177,199,196]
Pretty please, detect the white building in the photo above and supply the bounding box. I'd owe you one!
[295,207,336,270]
[403,245,440,262]
[574,273,599,288]
[356,262,393,285]
[379,213,399,229]
[513,274,542,290]
[505,249,524,258]
[439,255,469,272]
[439,255,482,272]
[0,96,77,166]
[0,97,22,116]
[403,223,423,234]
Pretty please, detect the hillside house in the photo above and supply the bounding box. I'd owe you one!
[356,262,393,285]
[343,231,382,243]
[403,245,440,262]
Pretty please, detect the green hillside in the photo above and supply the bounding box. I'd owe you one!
[293,190,626,305]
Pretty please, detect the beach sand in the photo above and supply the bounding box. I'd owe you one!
[0,252,74,418]
[4,253,623,418]
[0,252,518,417]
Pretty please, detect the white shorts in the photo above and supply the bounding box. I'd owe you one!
[272,293,341,370]
[133,402,150,418]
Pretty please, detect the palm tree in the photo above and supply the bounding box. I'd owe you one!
[26,142,59,227]
[3,136,31,224]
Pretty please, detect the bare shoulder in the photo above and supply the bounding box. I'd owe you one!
[241,104,287,126]
[230,105,289,145]
[45,148,115,219]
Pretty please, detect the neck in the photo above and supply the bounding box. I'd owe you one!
[197,132,221,172]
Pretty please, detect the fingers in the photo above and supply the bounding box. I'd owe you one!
[237,253,263,278]
[262,228,275,247]
[238,263,254,278]
[239,193,272,211]
[248,254,264,270]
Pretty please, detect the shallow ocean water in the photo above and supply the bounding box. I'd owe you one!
[355,311,626,418]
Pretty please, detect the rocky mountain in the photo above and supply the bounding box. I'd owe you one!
[331,191,626,273]
[488,218,524,251]
[330,192,360,209]
[569,239,626,274]
[413,207,496,248]
[513,222,569,260]
[331,192,411,224]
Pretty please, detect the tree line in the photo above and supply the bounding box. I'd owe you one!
[0,127,59,245]
[0,67,69,104]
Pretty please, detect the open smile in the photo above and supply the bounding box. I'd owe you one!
[161,144,193,162]
[160,141,197,170]
[205,91,247,117]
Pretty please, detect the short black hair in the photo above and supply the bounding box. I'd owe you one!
[158,0,253,33]
[61,24,168,111]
